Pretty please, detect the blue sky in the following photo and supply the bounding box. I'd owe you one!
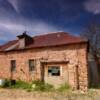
[0,0,100,44]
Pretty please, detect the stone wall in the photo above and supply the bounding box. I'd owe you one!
[0,43,88,90]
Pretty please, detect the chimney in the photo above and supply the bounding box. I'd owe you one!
[17,32,33,49]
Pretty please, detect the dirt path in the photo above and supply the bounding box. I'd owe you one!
[0,89,100,100]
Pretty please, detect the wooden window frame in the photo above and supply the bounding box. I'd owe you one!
[29,59,35,72]
[11,60,16,72]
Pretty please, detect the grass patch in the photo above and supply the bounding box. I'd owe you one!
[32,80,54,91]
[1,80,71,92]
[1,80,54,92]
[11,80,31,90]
[57,83,71,92]
[1,79,31,90]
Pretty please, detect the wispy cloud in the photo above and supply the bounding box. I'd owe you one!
[7,0,19,13]
[0,0,99,44]
[0,20,60,41]
[84,0,100,14]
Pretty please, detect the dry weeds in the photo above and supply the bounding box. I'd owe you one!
[0,89,100,100]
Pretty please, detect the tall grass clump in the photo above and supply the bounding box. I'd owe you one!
[57,83,71,92]
[32,80,54,91]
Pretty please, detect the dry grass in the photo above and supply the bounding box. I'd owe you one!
[0,88,100,100]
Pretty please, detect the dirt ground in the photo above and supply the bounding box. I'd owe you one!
[0,89,100,100]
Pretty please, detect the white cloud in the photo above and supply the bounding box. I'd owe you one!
[84,0,100,14]
[0,21,60,42]
[7,0,19,13]
[31,22,60,34]
[0,21,60,40]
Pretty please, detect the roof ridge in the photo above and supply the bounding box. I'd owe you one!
[0,32,88,52]
[33,31,70,37]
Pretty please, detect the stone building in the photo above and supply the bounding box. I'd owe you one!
[0,32,89,90]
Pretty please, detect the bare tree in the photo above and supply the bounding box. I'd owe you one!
[81,22,100,64]
[81,21,100,85]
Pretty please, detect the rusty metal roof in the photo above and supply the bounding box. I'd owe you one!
[0,32,88,52]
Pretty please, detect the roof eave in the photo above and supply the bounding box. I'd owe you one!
[0,41,88,53]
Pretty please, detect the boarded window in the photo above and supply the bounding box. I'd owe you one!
[48,66,60,76]
[29,60,35,71]
[11,60,16,72]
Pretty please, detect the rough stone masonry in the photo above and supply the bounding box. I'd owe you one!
[0,32,89,90]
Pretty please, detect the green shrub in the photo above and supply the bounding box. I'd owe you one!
[57,83,71,92]
[32,80,54,91]
[2,79,54,91]
[2,80,72,92]
[1,79,31,90]
[1,79,11,88]
[11,80,31,90]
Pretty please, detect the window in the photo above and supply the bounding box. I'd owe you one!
[11,60,16,72]
[29,60,35,71]
[48,66,60,76]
